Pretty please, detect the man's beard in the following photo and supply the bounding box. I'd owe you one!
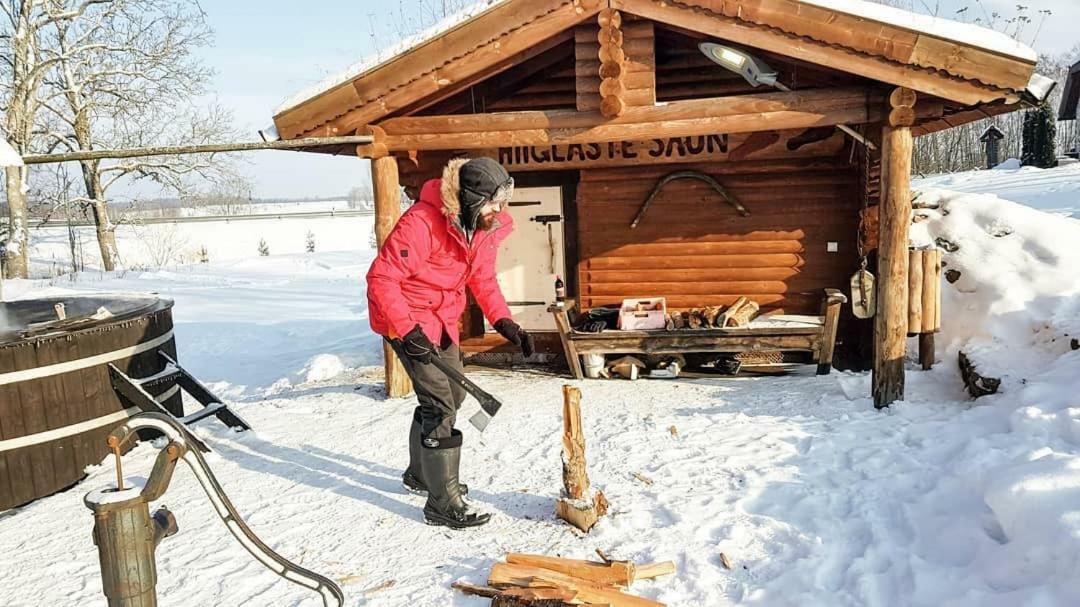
[476,212,498,231]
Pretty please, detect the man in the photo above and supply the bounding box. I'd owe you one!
[366,157,534,529]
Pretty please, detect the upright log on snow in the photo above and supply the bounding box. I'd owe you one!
[556,386,608,532]
[874,88,916,408]
[371,155,413,398]
[919,249,942,370]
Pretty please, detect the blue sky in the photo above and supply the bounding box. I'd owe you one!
[188,0,1079,199]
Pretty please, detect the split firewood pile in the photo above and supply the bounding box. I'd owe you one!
[453,552,676,606]
[667,296,760,330]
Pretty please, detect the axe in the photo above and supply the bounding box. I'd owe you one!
[427,355,503,433]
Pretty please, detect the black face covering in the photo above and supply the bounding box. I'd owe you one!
[457,158,511,231]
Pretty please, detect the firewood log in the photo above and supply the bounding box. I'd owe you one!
[723,298,760,327]
[505,554,635,588]
[703,306,724,327]
[687,309,704,329]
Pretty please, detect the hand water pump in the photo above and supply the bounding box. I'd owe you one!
[84,412,344,607]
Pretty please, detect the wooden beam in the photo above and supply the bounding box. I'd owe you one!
[615,0,1019,106]
[913,101,1022,137]
[371,156,414,398]
[277,0,604,139]
[376,87,888,151]
[874,88,916,408]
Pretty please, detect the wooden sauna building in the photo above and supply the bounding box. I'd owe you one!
[269,0,1050,406]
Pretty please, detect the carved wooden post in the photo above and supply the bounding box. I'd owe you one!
[371,154,413,398]
[873,88,916,408]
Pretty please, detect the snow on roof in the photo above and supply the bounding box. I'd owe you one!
[0,137,23,168]
[979,124,1005,140]
[273,0,1038,119]
[800,0,1037,63]
[274,0,511,116]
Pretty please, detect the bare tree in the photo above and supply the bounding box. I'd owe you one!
[41,0,234,271]
[0,0,109,278]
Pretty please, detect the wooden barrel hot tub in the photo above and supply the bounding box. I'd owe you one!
[0,295,182,511]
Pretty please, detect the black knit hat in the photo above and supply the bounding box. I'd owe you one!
[458,157,511,229]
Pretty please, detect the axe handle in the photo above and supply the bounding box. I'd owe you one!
[427,354,503,418]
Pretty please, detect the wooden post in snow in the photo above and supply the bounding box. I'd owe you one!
[556,385,608,532]
[371,155,413,398]
[873,88,916,408]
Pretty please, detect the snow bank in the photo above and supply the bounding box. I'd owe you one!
[917,163,1080,219]
[908,184,1080,602]
[910,188,1080,383]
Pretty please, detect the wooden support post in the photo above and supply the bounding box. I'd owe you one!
[372,155,414,398]
[919,333,935,371]
[873,88,916,408]
[556,386,608,532]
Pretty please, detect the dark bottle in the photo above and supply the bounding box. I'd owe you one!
[555,276,566,303]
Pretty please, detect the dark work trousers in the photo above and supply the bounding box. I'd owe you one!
[388,334,467,440]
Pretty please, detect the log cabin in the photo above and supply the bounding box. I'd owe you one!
[267,0,1052,407]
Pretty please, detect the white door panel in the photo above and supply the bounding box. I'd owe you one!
[490,186,565,332]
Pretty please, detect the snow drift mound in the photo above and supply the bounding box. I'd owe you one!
[912,188,1080,589]
[911,188,1080,385]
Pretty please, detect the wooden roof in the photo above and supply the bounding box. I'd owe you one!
[272,0,1043,142]
[1059,61,1080,121]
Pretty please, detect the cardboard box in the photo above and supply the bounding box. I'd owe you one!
[618,297,667,331]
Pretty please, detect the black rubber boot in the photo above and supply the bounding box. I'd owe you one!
[403,410,468,496]
[420,432,490,529]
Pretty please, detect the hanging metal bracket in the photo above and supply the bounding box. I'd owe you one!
[631,170,750,229]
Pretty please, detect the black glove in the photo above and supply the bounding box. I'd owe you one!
[494,318,534,358]
[401,324,435,363]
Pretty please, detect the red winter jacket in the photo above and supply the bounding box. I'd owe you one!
[366,159,514,345]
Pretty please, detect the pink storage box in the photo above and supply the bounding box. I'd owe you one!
[618,297,668,331]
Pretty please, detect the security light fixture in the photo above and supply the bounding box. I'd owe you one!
[700,42,780,89]
[699,42,876,150]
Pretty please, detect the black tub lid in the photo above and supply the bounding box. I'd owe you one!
[0,293,174,345]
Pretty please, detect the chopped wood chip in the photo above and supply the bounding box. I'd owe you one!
[720,553,733,570]
[595,548,613,564]
[363,579,396,595]
[668,425,679,438]
[632,472,654,486]
[452,581,501,598]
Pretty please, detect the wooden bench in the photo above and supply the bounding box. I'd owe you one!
[549,289,848,379]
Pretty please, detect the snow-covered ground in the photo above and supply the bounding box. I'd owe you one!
[28,214,375,274]
[916,162,1080,219]
[1,166,1079,606]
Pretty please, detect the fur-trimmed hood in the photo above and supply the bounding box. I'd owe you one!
[438,158,469,218]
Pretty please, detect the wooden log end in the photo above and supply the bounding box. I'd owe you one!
[556,492,608,533]
[599,61,624,80]
[600,95,626,118]
[598,8,622,29]
[889,107,916,128]
[890,87,918,109]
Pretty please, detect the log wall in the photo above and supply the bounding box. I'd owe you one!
[576,158,861,314]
